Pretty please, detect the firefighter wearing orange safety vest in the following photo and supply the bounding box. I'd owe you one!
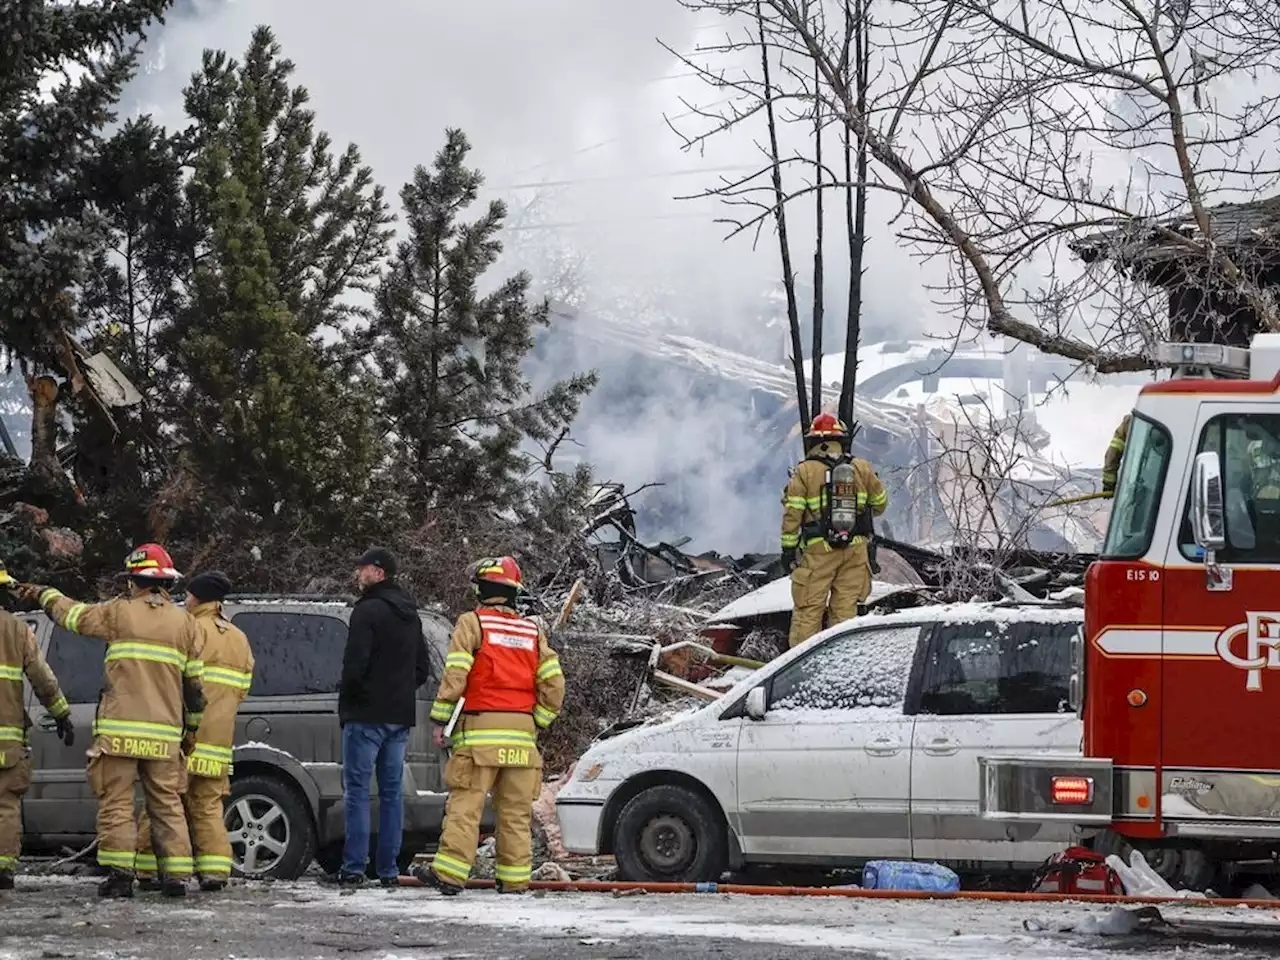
[781,413,888,648]
[413,557,565,895]
[137,571,253,892]
[15,544,205,899]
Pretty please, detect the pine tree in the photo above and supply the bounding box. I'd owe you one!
[159,141,379,536]
[73,27,394,543]
[179,26,394,339]
[365,129,597,515]
[0,0,172,479]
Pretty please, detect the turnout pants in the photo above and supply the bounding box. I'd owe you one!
[0,757,32,872]
[137,773,233,880]
[89,752,192,878]
[431,752,541,892]
[788,542,871,648]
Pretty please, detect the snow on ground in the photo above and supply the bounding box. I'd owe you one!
[308,885,1280,958]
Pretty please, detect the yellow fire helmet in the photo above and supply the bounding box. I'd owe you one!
[0,561,14,588]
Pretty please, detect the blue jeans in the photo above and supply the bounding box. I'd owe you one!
[341,722,411,878]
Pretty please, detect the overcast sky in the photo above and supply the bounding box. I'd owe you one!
[126,0,938,354]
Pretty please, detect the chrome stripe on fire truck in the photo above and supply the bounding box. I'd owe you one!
[1093,627,1217,658]
[1161,768,1280,823]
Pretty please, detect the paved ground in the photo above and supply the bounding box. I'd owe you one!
[4,876,1280,959]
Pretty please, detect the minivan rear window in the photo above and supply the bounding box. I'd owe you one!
[45,627,107,703]
[919,619,1075,715]
[232,612,347,697]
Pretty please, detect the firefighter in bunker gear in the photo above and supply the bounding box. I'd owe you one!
[16,543,205,899]
[0,562,73,890]
[1101,414,1131,496]
[414,556,565,895]
[137,571,252,892]
[781,413,888,649]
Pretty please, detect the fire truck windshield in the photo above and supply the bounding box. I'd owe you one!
[1102,414,1173,559]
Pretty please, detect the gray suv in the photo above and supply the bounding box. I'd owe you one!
[15,594,459,879]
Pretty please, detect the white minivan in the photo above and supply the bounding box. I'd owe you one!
[556,601,1084,882]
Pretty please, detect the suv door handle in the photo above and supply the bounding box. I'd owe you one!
[865,737,901,757]
[922,737,959,757]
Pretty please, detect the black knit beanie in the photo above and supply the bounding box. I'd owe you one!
[187,571,233,604]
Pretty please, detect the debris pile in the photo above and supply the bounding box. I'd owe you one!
[533,483,1097,782]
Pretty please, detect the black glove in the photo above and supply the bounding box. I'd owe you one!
[54,714,74,747]
[781,547,798,572]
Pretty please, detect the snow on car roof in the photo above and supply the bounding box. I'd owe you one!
[705,576,1083,625]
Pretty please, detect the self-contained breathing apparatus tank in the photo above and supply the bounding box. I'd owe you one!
[826,459,861,547]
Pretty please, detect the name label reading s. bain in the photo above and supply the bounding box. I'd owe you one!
[1215,612,1280,693]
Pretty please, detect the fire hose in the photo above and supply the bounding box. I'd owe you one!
[394,873,1280,909]
[1046,491,1114,507]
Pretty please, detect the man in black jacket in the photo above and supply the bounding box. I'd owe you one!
[332,547,431,887]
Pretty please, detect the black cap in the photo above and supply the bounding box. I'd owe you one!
[187,571,232,604]
[355,547,397,580]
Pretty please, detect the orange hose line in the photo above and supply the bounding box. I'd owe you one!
[395,875,1280,910]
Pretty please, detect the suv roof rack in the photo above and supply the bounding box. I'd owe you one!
[222,593,357,604]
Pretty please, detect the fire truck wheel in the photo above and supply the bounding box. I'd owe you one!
[1093,830,1216,892]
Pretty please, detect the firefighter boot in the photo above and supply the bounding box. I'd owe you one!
[0,870,13,891]
[199,876,227,892]
[97,868,135,899]
[137,877,163,892]
[411,862,461,896]
[160,875,187,898]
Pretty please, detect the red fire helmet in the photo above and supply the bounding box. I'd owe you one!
[124,543,182,580]
[473,556,524,590]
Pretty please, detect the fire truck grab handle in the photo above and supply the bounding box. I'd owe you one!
[1191,451,1232,592]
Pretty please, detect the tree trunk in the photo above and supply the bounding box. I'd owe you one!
[811,61,826,421]
[758,2,810,431]
[27,376,62,485]
[839,0,869,427]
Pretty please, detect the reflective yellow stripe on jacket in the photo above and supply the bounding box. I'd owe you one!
[106,641,188,670]
[0,724,25,744]
[202,665,253,691]
[431,651,475,722]
[451,729,537,750]
[93,718,185,743]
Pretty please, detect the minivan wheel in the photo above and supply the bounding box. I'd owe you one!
[614,784,726,883]
[226,774,317,881]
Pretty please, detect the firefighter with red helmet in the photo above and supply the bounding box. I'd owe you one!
[15,544,205,899]
[413,556,565,895]
[781,413,888,648]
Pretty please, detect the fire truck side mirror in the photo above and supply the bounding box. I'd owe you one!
[1191,451,1227,553]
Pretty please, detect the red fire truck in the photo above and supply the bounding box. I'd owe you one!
[981,336,1280,890]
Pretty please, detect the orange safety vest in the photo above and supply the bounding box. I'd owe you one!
[465,609,540,714]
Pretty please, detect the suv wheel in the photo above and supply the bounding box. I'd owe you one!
[226,774,316,880]
[613,784,726,883]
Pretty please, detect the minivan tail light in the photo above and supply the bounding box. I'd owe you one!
[1051,776,1094,805]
